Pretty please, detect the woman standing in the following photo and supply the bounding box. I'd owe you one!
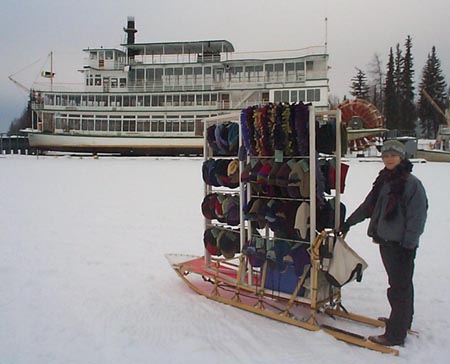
[341,140,428,346]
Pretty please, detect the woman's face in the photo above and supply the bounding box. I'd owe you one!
[382,153,402,170]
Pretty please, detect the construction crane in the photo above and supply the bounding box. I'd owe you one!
[8,75,30,94]
[422,89,450,150]
[422,88,450,126]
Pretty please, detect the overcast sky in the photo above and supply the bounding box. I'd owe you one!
[1,0,449,133]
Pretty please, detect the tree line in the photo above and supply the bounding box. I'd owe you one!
[350,35,449,139]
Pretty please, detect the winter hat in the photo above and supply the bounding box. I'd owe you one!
[381,140,406,159]
[218,230,240,259]
[204,228,220,256]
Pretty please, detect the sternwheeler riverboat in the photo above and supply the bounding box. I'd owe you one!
[26,17,330,155]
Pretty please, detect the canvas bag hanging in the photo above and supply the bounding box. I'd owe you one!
[323,235,368,287]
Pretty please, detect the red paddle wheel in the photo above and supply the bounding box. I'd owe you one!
[338,99,385,151]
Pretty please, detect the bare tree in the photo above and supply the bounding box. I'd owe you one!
[367,53,385,112]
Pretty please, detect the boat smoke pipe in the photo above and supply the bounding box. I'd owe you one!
[124,16,137,45]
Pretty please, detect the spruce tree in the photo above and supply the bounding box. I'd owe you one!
[399,35,416,133]
[417,46,448,138]
[350,68,370,100]
[384,48,398,130]
[8,98,32,135]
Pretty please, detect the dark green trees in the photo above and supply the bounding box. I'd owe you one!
[417,46,448,138]
[383,36,417,134]
[350,68,370,100]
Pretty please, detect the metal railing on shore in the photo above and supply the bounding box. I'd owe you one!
[0,134,36,155]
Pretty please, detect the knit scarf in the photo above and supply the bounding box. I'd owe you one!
[366,159,413,219]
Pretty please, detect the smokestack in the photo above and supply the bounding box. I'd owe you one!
[124,16,137,45]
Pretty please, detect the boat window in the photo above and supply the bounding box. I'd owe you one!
[204,67,211,75]
[158,120,165,132]
[155,69,163,81]
[136,69,144,83]
[180,120,187,132]
[129,120,136,132]
[306,61,314,71]
[274,91,281,102]
[194,67,202,75]
[123,96,130,107]
[173,95,180,106]
[97,95,108,106]
[291,90,298,103]
[275,63,283,72]
[315,89,320,101]
[89,52,97,60]
[109,119,121,132]
[69,118,80,130]
[166,68,174,76]
[286,63,295,74]
[296,62,305,71]
[82,118,94,131]
[151,121,158,132]
[299,90,306,102]
[95,75,102,86]
[184,67,193,75]
[307,89,315,102]
[211,94,217,103]
[45,95,54,105]
[196,94,202,105]
[166,95,173,105]
[146,69,154,82]
[119,78,127,87]
[245,66,255,81]
[95,118,108,131]
[173,121,180,132]
[105,51,113,60]
[110,95,121,107]
[188,120,195,132]
[282,91,289,102]
[123,120,130,131]
[143,121,150,132]
[144,95,151,106]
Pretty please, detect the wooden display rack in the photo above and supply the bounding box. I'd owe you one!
[167,108,399,356]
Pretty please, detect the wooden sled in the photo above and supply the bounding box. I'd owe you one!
[166,249,400,356]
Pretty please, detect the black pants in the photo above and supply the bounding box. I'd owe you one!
[379,243,417,342]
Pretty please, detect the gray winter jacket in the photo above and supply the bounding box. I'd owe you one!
[346,172,428,250]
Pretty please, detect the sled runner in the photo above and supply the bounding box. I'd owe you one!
[167,229,400,356]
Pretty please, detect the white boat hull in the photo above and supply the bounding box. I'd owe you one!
[27,132,204,155]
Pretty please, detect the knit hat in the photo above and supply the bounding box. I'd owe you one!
[381,140,406,159]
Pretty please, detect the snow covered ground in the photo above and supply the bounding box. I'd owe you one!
[1,154,449,364]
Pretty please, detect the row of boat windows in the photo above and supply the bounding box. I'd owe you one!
[129,62,311,82]
[44,93,220,107]
[274,89,321,103]
[85,61,314,87]
[55,117,197,133]
[43,88,322,107]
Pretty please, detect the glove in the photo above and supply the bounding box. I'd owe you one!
[338,221,351,236]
